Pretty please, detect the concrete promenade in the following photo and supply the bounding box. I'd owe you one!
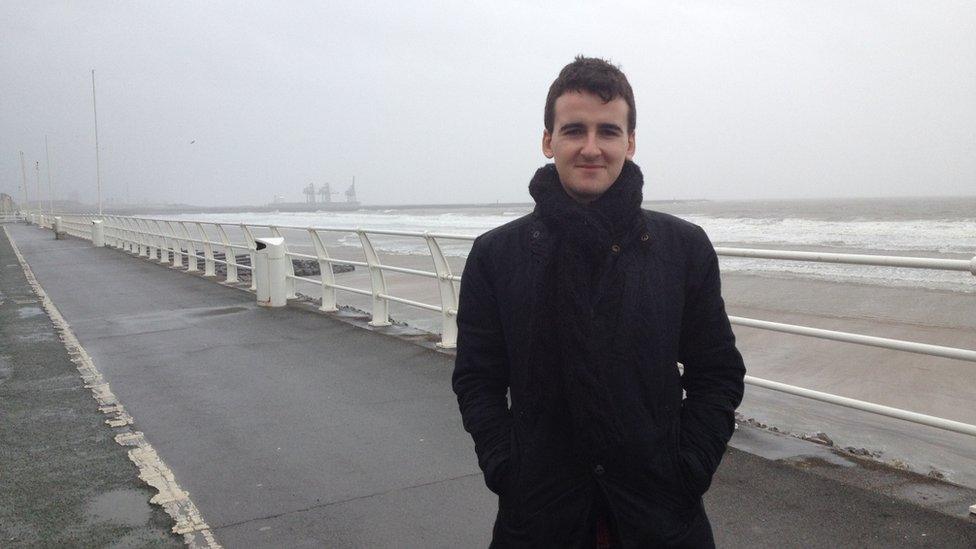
[3,222,976,548]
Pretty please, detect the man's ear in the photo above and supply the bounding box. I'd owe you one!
[626,131,636,159]
[542,130,554,159]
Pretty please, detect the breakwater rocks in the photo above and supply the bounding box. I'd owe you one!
[157,251,354,280]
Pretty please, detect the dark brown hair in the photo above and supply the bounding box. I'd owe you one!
[544,55,636,133]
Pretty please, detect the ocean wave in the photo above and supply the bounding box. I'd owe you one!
[159,208,975,292]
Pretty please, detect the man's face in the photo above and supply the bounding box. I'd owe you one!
[542,90,635,203]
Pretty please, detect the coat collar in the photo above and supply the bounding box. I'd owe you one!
[527,211,653,259]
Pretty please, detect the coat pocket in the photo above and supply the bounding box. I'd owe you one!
[506,425,522,497]
[666,415,701,506]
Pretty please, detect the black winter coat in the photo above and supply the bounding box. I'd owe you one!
[452,208,746,547]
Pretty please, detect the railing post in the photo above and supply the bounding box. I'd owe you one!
[112,216,123,248]
[308,229,337,312]
[127,218,138,254]
[114,217,129,252]
[146,219,161,261]
[103,217,114,247]
[197,223,216,277]
[116,218,128,251]
[166,221,184,268]
[425,233,458,348]
[216,224,238,283]
[130,219,140,254]
[254,237,287,307]
[358,229,390,327]
[152,220,170,264]
[179,222,198,272]
[139,219,157,260]
[140,219,152,258]
[92,220,105,247]
[241,225,258,291]
[269,226,297,298]
[135,219,150,258]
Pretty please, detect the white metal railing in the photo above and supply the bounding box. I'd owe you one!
[38,215,976,442]
[0,213,24,223]
[715,246,976,276]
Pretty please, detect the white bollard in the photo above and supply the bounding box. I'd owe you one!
[54,216,65,239]
[92,220,105,247]
[254,237,287,307]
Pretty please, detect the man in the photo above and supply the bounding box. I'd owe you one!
[452,56,745,548]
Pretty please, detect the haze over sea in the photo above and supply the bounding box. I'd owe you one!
[166,195,976,294]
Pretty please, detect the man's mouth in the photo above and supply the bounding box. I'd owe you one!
[577,164,604,169]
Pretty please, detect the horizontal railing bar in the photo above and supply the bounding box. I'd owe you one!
[261,224,358,233]
[326,284,372,297]
[286,251,317,260]
[374,264,438,278]
[745,374,976,437]
[358,229,431,238]
[716,246,974,274]
[323,258,368,268]
[288,275,321,285]
[729,316,976,362]
[377,293,442,312]
[359,228,476,240]
[133,218,478,241]
[426,232,477,241]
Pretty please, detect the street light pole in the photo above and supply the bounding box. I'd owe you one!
[91,69,103,217]
[35,161,42,218]
[45,135,53,214]
[19,151,29,215]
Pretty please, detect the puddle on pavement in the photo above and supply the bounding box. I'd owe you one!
[85,488,152,527]
[17,306,45,318]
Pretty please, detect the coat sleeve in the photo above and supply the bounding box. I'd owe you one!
[452,236,513,495]
[677,226,746,496]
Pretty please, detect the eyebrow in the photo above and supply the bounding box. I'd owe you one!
[558,122,624,134]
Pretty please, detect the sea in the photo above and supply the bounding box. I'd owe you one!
[163,196,976,294]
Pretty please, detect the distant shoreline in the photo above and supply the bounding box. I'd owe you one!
[31,194,976,217]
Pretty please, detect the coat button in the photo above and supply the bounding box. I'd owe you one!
[610,244,621,253]
[594,464,605,475]
[532,230,540,239]
[640,233,650,242]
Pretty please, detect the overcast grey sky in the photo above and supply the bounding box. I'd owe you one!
[2,1,974,207]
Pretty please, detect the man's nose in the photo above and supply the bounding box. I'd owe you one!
[581,131,601,158]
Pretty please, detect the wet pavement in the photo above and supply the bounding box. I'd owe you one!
[3,222,976,548]
[0,224,182,548]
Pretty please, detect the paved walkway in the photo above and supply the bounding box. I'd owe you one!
[4,223,976,548]
[0,225,181,547]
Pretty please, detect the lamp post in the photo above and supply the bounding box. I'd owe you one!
[35,161,41,217]
[19,151,29,216]
[45,135,54,214]
[92,69,103,217]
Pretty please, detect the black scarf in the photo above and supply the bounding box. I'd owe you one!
[527,160,645,459]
